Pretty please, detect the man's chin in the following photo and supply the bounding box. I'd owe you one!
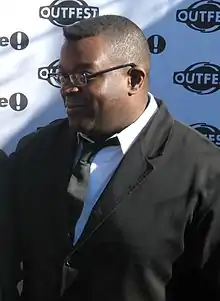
[68,117,95,134]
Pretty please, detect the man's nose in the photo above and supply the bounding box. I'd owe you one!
[62,86,80,94]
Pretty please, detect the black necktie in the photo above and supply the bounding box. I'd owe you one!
[67,135,120,203]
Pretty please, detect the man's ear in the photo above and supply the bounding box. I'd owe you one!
[127,68,146,95]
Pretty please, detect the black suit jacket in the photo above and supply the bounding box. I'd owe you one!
[8,100,220,301]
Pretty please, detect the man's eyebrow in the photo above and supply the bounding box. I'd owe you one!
[58,63,96,73]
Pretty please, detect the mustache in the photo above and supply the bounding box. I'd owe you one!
[64,95,89,108]
[60,89,79,106]
[62,94,79,107]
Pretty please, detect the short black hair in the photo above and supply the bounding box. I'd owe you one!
[63,15,150,73]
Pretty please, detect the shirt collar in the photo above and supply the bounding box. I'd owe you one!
[77,92,158,154]
[115,92,158,154]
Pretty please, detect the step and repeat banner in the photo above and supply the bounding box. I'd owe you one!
[0,0,220,154]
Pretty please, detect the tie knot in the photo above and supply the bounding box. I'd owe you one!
[79,135,120,164]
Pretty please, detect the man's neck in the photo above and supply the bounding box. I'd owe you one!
[79,95,150,143]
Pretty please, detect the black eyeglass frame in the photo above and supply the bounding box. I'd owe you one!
[48,63,137,87]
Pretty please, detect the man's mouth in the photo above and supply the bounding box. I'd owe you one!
[64,96,87,109]
[65,101,87,115]
[66,103,85,109]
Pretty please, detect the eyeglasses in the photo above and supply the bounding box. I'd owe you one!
[48,63,136,87]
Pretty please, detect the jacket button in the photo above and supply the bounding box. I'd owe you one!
[65,258,71,267]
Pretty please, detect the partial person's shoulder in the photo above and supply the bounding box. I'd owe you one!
[0,150,7,173]
[0,149,7,162]
[16,118,68,152]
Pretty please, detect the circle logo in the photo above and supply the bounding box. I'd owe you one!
[176,0,220,33]
[173,62,220,95]
[38,59,60,88]
[10,32,29,50]
[39,0,99,27]
[9,93,28,111]
[148,35,166,54]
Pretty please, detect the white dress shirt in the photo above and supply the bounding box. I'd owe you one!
[71,93,158,244]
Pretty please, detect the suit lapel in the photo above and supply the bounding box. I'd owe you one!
[70,100,174,254]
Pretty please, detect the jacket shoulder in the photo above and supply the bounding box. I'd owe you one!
[172,120,220,168]
[173,120,218,150]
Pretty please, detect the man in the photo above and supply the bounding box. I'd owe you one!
[9,15,220,301]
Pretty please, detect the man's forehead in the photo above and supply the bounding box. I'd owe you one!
[59,61,96,72]
[60,37,111,72]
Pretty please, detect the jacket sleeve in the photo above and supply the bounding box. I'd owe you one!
[167,170,220,301]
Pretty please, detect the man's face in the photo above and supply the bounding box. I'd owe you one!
[59,36,131,136]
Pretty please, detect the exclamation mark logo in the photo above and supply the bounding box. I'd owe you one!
[9,93,28,111]
[16,32,22,50]
[16,93,21,111]
[10,31,29,50]
[153,35,159,54]
[147,35,166,54]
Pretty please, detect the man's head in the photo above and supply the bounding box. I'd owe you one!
[59,15,150,138]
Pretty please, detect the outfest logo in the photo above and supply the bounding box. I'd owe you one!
[173,62,220,95]
[38,60,60,88]
[176,0,220,33]
[39,0,99,27]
